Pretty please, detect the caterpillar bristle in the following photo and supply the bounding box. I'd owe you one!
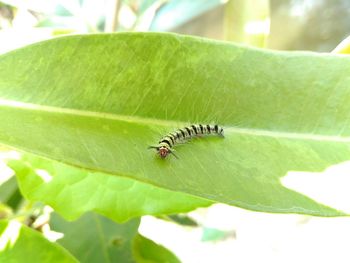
[150,124,224,159]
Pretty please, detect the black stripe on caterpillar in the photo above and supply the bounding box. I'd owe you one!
[149,124,224,158]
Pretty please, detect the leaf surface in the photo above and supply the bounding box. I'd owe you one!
[9,154,211,222]
[1,33,350,215]
[50,212,139,263]
[0,220,77,262]
[132,234,180,263]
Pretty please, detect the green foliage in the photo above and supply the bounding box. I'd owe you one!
[166,214,198,227]
[9,154,211,223]
[132,234,180,263]
[1,24,350,262]
[0,176,22,210]
[0,220,77,262]
[50,212,180,263]
[50,213,140,263]
[0,33,349,217]
[0,33,349,216]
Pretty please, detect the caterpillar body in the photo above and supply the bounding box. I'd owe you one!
[149,124,224,159]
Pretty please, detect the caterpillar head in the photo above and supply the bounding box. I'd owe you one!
[158,146,169,158]
[148,145,178,159]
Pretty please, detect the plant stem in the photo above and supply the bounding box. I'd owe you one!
[224,0,270,48]
[104,0,122,32]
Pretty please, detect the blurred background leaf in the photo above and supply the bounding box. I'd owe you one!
[2,0,350,51]
[132,233,180,263]
[9,154,211,223]
[0,176,21,211]
[50,212,140,263]
[224,0,270,47]
[149,0,224,31]
[0,220,77,262]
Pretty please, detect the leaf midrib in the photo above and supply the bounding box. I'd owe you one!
[1,98,349,142]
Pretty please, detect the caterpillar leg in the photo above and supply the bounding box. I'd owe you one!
[148,145,159,150]
[169,149,179,159]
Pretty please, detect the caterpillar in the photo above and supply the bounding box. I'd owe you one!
[149,124,224,159]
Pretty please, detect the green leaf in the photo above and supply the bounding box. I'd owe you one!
[0,176,22,210]
[166,214,198,227]
[0,33,349,216]
[50,212,139,263]
[9,154,211,222]
[0,204,12,220]
[132,234,180,263]
[0,220,77,262]
[0,176,17,203]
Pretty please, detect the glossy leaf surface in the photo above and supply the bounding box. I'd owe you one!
[1,33,350,216]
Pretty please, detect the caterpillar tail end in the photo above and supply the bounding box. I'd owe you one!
[219,129,225,137]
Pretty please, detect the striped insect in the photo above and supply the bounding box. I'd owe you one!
[149,124,224,159]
